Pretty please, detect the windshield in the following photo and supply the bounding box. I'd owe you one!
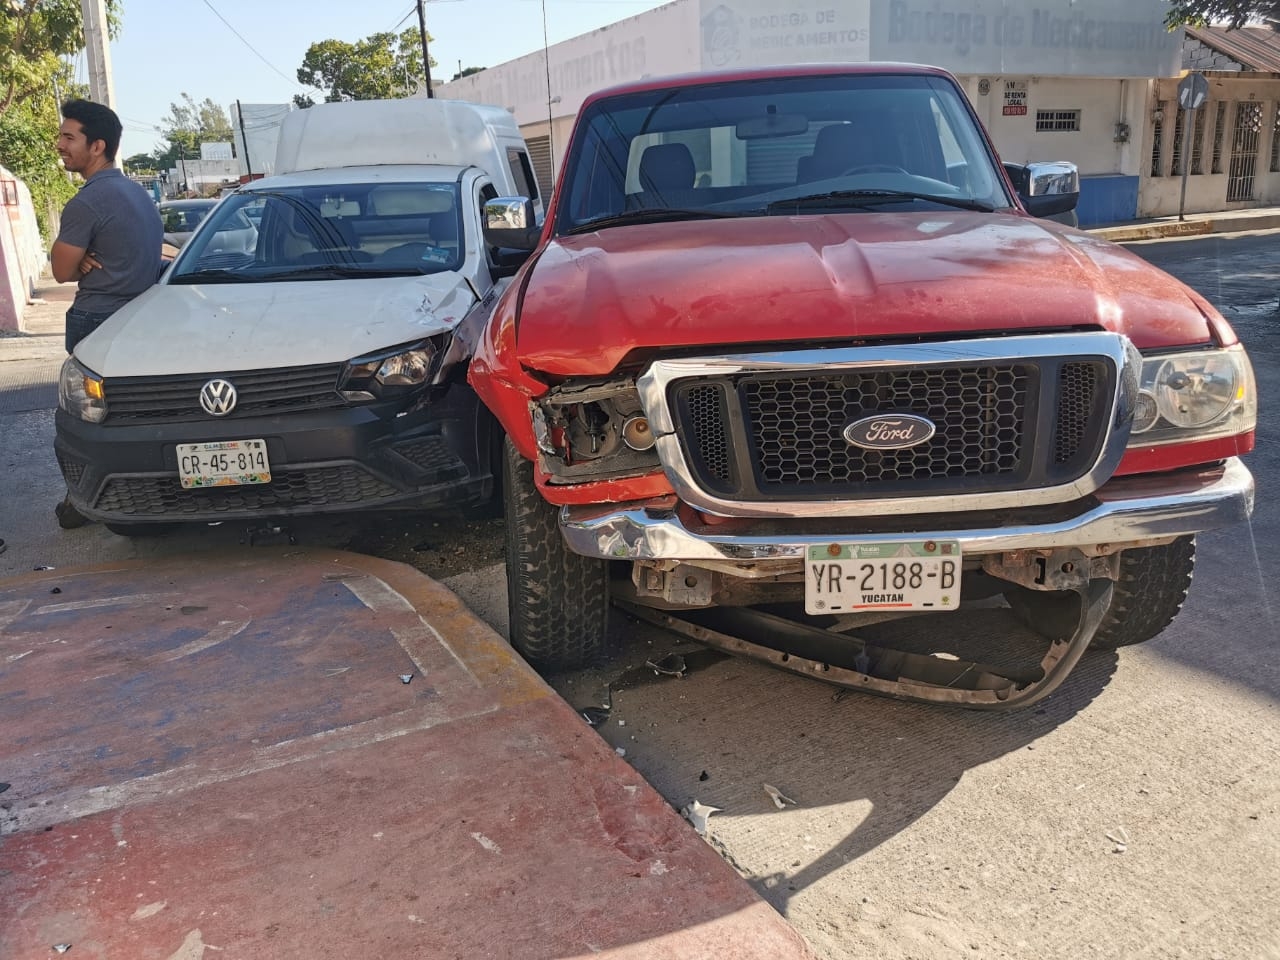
[161,203,215,232]
[169,181,465,282]
[556,73,1013,234]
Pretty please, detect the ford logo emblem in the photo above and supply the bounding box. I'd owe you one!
[843,414,937,450]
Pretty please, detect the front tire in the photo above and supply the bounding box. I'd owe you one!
[1005,537,1196,649]
[502,438,608,670]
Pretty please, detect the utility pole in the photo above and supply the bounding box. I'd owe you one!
[236,100,253,180]
[80,0,115,107]
[415,0,434,98]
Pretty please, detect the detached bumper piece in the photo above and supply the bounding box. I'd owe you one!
[615,578,1114,711]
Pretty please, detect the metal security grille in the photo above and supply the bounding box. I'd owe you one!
[103,364,345,424]
[526,136,554,200]
[1191,106,1208,175]
[1171,109,1187,177]
[1212,102,1228,174]
[1035,110,1080,132]
[671,357,1114,503]
[1151,102,1166,177]
[1228,101,1263,201]
[95,465,399,516]
[1271,103,1280,173]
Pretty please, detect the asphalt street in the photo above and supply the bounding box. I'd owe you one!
[1,229,1277,959]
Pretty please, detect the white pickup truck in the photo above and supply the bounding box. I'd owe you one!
[56,98,542,535]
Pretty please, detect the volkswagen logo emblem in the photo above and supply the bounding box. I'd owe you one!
[843,414,936,450]
[199,379,238,417]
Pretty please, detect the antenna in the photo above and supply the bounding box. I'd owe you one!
[542,0,555,185]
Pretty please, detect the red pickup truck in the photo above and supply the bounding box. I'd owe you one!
[470,63,1256,709]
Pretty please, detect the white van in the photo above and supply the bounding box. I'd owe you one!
[55,98,540,534]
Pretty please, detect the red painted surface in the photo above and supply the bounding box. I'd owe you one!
[1114,431,1256,476]
[0,552,814,960]
[508,215,1216,378]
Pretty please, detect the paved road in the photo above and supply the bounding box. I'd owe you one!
[2,232,1277,959]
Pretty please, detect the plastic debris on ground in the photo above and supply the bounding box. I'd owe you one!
[579,706,610,727]
[681,800,722,836]
[53,946,72,954]
[644,653,687,678]
[1106,827,1130,853]
[399,674,414,684]
[763,783,796,809]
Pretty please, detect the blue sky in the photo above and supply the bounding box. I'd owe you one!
[106,0,669,158]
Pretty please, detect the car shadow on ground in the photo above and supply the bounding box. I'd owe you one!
[556,605,1119,917]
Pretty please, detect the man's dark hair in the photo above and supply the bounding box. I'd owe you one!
[61,99,123,162]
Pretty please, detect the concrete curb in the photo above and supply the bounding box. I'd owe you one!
[1088,212,1280,243]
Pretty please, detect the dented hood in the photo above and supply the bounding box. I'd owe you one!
[515,213,1217,377]
[77,273,476,377]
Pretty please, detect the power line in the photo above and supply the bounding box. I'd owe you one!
[198,0,309,91]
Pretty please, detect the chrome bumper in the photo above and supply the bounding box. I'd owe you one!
[559,458,1254,562]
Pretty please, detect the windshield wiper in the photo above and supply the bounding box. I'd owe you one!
[168,269,247,285]
[567,207,739,234]
[767,190,995,214]
[258,265,415,281]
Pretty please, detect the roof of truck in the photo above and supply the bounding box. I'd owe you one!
[273,97,520,175]
[241,164,471,190]
[581,62,955,107]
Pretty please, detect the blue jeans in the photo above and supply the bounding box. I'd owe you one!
[65,307,115,353]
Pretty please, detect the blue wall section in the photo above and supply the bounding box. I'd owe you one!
[1075,175,1140,227]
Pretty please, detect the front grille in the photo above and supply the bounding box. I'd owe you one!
[94,465,398,516]
[103,364,345,423]
[57,453,86,486]
[671,355,1114,503]
[1053,362,1100,464]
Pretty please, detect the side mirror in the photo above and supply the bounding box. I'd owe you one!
[1005,161,1079,221]
[483,197,540,251]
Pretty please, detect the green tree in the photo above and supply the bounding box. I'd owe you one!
[147,92,234,171]
[451,65,485,81]
[1165,0,1280,28]
[296,28,432,102]
[0,0,121,241]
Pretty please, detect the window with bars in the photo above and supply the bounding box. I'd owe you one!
[1191,107,1208,175]
[1150,102,1167,176]
[1271,102,1280,173]
[1211,102,1228,174]
[1171,109,1187,176]
[1035,109,1080,132]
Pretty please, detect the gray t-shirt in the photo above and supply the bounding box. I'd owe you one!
[56,168,163,315]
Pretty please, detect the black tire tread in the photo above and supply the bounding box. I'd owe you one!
[1005,536,1196,650]
[1091,536,1196,649]
[503,438,607,670]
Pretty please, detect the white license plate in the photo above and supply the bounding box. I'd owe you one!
[805,540,962,615]
[176,439,271,489]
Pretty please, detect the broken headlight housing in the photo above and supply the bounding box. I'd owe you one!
[58,357,107,423]
[340,339,440,402]
[533,378,662,482]
[1128,344,1256,445]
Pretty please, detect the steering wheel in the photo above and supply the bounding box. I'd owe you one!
[842,164,909,176]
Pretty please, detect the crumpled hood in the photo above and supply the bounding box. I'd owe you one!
[515,212,1218,377]
[77,273,477,377]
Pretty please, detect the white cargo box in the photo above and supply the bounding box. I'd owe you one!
[274,98,529,182]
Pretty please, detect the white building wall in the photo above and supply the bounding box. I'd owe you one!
[438,0,1181,222]
[1139,72,1280,217]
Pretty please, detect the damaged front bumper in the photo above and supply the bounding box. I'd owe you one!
[559,458,1254,563]
[568,458,1253,710]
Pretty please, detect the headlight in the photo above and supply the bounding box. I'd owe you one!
[340,340,439,401]
[1128,344,1255,445]
[58,358,107,423]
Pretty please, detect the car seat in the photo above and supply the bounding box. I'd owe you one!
[636,143,696,206]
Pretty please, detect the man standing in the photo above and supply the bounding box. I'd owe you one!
[51,99,162,528]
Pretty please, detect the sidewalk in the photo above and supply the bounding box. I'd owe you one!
[1086,204,1280,242]
[0,549,816,959]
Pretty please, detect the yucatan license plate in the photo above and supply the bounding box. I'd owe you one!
[176,439,270,489]
[805,540,962,615]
